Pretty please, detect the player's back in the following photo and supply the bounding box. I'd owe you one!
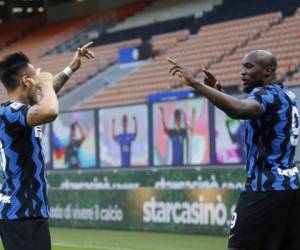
[0,101,48,219]
[245,83,300,191]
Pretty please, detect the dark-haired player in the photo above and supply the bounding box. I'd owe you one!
[65,120,86,169]
[160,107,195,165]
[168,50,300,250]
[112,115,137,167]
[0,42,94,250]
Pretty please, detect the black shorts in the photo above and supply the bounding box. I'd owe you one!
[228,189,300,250]
[0,218,51,250]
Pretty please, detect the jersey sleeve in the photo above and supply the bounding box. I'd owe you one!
[246,87,274,112]
[4,102,29,127]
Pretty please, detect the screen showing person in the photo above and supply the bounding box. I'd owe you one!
[153,98,210,166]
[51,110,96,169]
[42,124,51,168]
[214,107,246,164]
[99,104,149,168]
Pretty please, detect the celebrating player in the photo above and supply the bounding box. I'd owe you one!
[0,42,94,250]
[112,115,137,167]
[168,50,300,250]
[160,107,195,165]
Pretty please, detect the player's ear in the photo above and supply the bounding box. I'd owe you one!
[264,66,273,78]
[21,75,30,87]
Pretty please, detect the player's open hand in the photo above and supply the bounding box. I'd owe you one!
[69,42,95,72]
[167,57,200,88]
[194,67,219,90]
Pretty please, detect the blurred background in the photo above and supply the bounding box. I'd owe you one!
[0,0,299,249]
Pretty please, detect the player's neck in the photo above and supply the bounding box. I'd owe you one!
[8,91,28,105]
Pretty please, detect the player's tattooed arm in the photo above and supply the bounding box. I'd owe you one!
[53,41,95,93]
[53,72,69,93]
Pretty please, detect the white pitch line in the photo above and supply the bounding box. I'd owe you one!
[52,242,135,250]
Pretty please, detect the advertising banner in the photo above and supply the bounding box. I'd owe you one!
[49,188,240,236]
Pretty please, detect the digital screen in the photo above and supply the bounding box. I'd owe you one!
[99,104,149,168]
[152,98,210,166]
[214,108,246,164]
[51,110,96,169]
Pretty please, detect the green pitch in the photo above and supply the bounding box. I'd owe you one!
[0,227,227,250]
[51,227,227,250]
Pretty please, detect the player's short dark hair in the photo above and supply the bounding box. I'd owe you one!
[0,52,30,91]
[174,109,181,119]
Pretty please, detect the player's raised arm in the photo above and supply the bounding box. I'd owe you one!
[167,58,263,120]
[160,107,169,134]
[27,71,59,127]
[112,119,116,139]
[133,116,138,136]
[75,120,86,143]
[53,41,95,93]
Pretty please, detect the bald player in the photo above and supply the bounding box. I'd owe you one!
[168,50,300,250]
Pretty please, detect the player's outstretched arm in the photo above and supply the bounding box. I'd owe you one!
[27,71,59,127]
[53,41,95,93]
[167,58,263,120]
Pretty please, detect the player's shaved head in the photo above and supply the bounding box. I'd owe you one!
[245,50,277,72]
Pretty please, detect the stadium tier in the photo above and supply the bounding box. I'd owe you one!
[0,15,46,49]
[0,10,114,59]
[79,12,282,109]
[108,0,222,33]
[32,38,142,96]
[209,7,300,87]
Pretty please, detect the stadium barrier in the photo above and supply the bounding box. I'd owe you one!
[49,167,244,235]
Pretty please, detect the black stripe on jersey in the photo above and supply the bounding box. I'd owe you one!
[0,114,26,218]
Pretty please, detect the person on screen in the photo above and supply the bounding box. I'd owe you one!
[65,120,86,169]
[225,120,246,163]
[112,115,137,167]
[160,107,195,166]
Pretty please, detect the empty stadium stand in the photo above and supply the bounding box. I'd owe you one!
[0,15,46,49]
[79,12,281,109]
[209,8,300,87]
[108,0,222,33]
[0,10,114,59]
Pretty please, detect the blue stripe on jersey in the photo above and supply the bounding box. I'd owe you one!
[32,134,48,217]
[0,101,49,219]
[245,83,300,192]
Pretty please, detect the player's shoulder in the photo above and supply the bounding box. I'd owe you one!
[284,88,297,103]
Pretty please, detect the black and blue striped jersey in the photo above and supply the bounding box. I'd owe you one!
[245,83,300,191]
[0,101,49,219]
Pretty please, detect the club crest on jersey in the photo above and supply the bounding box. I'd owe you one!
[34,126,43,139]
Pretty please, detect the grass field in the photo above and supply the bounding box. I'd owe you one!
[49,228,227,250]
[0,227,227,250]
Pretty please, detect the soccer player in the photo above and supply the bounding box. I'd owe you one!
[168,50,300,250]
[112,115,137,167]
[0,42,94,250]
[65,120,86,169]
[160,107,195,165]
